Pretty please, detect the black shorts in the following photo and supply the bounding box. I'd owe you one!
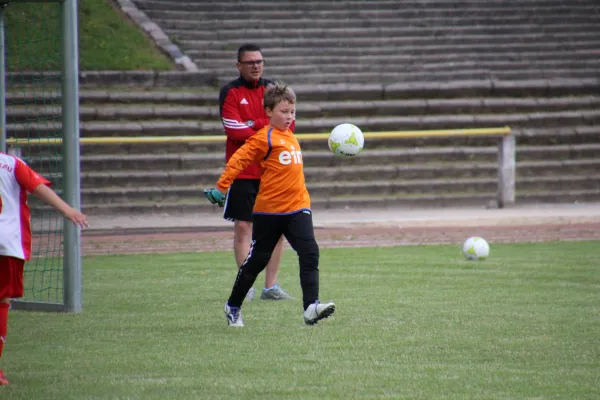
[223,179,260,222]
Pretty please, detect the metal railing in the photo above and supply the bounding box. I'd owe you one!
[7,126,515,208]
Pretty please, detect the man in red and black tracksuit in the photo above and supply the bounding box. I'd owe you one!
[218,43,295,301]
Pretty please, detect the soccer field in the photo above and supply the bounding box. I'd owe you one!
[3,241,599,399]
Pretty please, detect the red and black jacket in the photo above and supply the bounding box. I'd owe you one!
[219,75,295,179]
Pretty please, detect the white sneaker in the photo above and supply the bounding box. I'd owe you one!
[303,301,335,325]
[224,303,244,327]
[246,287,256,302]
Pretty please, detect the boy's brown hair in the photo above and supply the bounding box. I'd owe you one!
[264,83,296,111]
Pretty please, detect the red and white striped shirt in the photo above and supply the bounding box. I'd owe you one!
[0,153,50,260]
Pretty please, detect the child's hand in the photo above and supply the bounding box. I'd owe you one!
[31,184,89,228]
[64,208,89,228]
[204,188,226,207]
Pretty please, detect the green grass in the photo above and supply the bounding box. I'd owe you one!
[5,0,173,71]
[2,241,600,399]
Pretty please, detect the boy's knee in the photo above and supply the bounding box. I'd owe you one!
[299,241,319,265]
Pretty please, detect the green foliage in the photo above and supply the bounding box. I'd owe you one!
[4,0,173,71]
[3,241,600,399]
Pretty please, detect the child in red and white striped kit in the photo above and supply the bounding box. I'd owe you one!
[0,152,88,385]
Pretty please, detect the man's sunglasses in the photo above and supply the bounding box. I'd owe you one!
[239,60,265,66]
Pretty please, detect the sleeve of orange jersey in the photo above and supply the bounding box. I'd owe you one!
[216,132,268,193]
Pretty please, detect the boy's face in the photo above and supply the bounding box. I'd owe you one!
[236,51,264,83]
[266,100,295,131]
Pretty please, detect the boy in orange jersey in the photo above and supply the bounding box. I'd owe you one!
[204,84,335,327]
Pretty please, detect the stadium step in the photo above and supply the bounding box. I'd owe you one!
[143,8,599,24]
[19,94,600,124]
[175,27,600,44]
[7,109,600,138]
[9,77,600,100]
[79,189,600,215]
[24,143,600,174]
[154,14,600,30]
[74,159,600,190]
[183,31,600,57]
[176,26,600,51]
[132,0,598,10]
[79,174,600,205]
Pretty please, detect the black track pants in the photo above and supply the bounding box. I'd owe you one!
[227,210,319,310]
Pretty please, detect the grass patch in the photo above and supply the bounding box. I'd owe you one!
[4,0,173,71]
[2,241,599,399]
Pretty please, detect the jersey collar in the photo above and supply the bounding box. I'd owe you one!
[239,75,265,89]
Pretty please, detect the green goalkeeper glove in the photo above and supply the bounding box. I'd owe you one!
[203,188,226,207]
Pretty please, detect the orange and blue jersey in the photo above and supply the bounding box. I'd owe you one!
[216,126,310,215]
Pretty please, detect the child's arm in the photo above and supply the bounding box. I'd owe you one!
[32,184,89,228]
[204,132,268,206]
[216,133,267,193]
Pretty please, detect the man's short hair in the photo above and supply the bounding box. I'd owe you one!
[238,43,262,62]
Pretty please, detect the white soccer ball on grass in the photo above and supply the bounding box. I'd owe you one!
[328,123,364,157]
[462,237,490,260]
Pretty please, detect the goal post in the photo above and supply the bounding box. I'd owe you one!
[0,3,6,154]
[0,0,82,313]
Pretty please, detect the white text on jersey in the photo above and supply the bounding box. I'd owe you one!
[278,146,303,165]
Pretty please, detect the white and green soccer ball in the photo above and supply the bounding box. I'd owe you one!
[328,123,364,157]
[462,237,490,260]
